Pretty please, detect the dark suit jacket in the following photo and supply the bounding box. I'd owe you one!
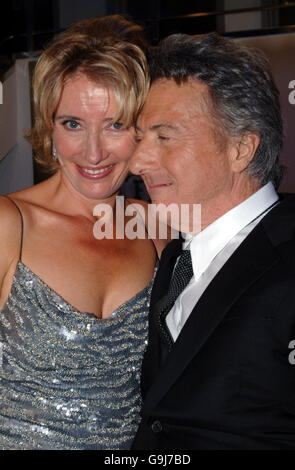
[132,195,295,450]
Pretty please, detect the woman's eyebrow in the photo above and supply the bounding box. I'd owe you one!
[55,114,82,121]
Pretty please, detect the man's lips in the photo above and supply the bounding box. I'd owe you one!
[146,182,173,190]
[76,164,115,180]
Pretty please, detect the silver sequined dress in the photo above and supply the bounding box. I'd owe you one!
[0,261,155,450]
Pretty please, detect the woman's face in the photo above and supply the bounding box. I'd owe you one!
[52,73,136,201]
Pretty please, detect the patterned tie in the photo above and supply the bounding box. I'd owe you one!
[158,248,194,348]
[166,249,194,304]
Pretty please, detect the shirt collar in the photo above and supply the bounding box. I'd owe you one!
[184,182,279,279]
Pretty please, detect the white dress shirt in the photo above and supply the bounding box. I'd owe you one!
[166,182,279,341]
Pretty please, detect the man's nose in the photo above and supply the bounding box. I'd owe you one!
[130,140,158,175]
[85,133,108,165]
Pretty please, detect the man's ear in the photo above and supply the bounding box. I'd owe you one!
[229,133,260,173]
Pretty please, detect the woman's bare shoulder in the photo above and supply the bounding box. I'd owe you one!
[5,176,57,216]
[0,180,48,251]
[8,179,48,204]
[0,195,23,228]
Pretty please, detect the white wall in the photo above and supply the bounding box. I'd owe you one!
[237,33,295,193]
[0,59,34,195]
[224,0,262,32]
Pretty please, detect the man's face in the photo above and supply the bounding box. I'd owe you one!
[130,79,238,229]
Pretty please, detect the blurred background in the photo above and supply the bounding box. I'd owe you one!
[1,0,295,197]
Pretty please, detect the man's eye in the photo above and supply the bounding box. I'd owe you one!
[63,120,79,129]
[110,122,123,131]
[158,135,169,141]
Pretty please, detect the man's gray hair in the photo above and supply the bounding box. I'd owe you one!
[148,33,283,188]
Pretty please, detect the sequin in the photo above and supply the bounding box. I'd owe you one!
[0,261,156,450]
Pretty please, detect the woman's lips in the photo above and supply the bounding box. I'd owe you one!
[76,164,114,180]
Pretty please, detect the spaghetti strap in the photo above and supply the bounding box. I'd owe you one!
[3,195,24,261]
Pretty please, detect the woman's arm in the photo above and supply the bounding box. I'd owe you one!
[0,197,23,308]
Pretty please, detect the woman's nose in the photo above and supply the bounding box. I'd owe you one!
[85,133,108,165]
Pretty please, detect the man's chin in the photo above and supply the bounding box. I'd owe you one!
[148,200,201,236]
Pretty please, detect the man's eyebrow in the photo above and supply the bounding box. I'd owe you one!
[151,123,180,132]
[136,123,180,133]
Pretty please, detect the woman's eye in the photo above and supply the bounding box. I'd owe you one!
[110,122,123,131]
[63,120,79,129]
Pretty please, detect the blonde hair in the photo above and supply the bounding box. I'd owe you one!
[26,15,149,172]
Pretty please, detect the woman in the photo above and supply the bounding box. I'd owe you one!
[0,16,159,450]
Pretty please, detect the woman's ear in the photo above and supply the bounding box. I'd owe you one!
[229,133,260,173]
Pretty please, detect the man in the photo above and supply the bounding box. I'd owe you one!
[129,33,295,449]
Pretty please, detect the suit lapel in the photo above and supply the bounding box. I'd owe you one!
[142,223,281,413]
